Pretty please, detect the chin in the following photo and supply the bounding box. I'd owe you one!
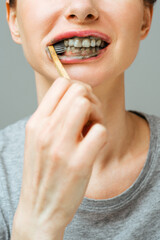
[70,73,104,87]
[64,65,107,87]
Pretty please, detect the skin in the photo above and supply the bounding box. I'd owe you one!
[6,0,153,239]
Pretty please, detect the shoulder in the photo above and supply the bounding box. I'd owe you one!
[143,112,160,138]
[0,116,30,228]
[0,115,30,180]
[0,116,31,233]
[0,116,30,148]
[0,116,30,169]
[137,111,160,167]
[0,116,30,232]
[0,114,30,175]
[0,116,31,162]
[133,110,160,138]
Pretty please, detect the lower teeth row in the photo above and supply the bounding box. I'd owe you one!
[58,51,99,60]
[64,46,100,55]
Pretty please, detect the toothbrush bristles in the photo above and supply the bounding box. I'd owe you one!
[54,43,66,54]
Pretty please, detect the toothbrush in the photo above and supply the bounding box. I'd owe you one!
[47,44,70,79]
[47,44,92,137]
[53,42,66,55]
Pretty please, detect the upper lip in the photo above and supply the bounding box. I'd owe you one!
[47,30,112,46]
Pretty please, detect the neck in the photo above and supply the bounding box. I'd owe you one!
[91,73,136,169]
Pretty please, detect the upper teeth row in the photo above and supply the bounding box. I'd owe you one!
[63,37,104,48]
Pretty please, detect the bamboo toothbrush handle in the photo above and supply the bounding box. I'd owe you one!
[48,46,70,80]
[48,46,91,139]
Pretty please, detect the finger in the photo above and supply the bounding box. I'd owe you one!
[71,80,100,105]
[78,123,108,166]
[50,82,101,123]
[35,77,71,117]
[71,79,92,92]
[61,97,103,142]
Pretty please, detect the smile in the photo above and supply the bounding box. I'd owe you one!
[46,30,111,63]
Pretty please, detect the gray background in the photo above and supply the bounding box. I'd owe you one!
[0,1,160,129]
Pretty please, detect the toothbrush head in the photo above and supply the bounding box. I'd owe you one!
[54,42,66,54]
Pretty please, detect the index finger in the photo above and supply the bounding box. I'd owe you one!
[36,77,71,117]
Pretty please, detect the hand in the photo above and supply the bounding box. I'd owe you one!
[12,77,107,240]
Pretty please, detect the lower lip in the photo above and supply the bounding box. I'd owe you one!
[48,45,110,64]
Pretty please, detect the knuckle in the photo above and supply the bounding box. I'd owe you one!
[68,159,90,176]
[25,111,41,133]
[37,133,50,150]
[49,138,67,159]
[55,77,71,88]
[76,97,91,109]
[36,124,52,150]
[72,83,88,96]
[68,162,84,175]
[49,148,64,162]
[57,77,70,84]
[25,118,36,133]
[50,150,59,161]
[71,80,92,93]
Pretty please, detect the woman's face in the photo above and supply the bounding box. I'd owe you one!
[7,0,152,87]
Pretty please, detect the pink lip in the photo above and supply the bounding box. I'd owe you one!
[47,30,112,45]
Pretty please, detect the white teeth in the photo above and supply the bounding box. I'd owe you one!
[82,39,90,48]
[58,49,99,60]
[74,38,82,47]
[68,39,74,47]
[65,46,100,55]
[66,46,71,52]
[63,37,105,48]
[85,48,91,54]
[64,40,69,47]
[90,39,96,47]
[96,39,102,47]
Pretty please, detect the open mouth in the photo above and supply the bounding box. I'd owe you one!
[50,36,110,60]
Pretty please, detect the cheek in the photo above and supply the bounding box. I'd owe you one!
[111,1,144,71]
[17,4,40,66]
[17,0,63,45]
[16,0,57,67]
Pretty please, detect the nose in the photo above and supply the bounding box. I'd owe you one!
[64,1,99,24]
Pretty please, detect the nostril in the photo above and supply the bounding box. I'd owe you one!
[70,14,75,19]
[87,14,94,19]
[69,14,95,21]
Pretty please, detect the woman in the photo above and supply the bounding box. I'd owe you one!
[0,0,159,239]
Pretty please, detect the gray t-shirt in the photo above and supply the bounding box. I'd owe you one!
[0,111,160,240]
